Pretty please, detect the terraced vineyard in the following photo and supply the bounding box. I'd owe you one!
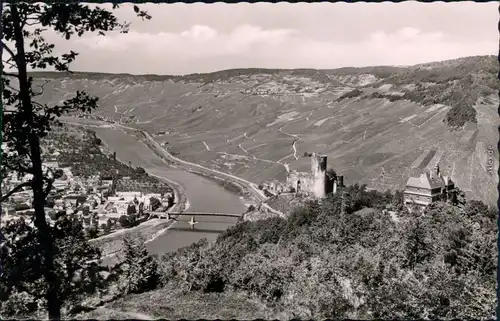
[32,55,498,205]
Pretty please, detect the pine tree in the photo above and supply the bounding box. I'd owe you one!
[120,236,161,294]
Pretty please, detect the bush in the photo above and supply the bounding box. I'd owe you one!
[86,226,99,239]
[47,211,58,221]
[150,197,161,212]
[45,198,55,208]
[13,203,30,211]
[0,291,40,318]
[135,167,146,175]
[445,100,477,129]
[118,215,130,228]
[0,216,104,317]
[126,204,137,216]
[156,177,497,318]
[92,137,102,146]
[120,236,161,294]
[338,89,363,100]
[53,169,64,179]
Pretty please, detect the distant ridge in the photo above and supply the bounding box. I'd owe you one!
[24,54,498,205]
[27,55,494,80]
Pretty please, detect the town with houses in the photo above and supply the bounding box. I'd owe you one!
[1,127,175,240]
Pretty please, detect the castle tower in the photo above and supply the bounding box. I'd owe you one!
[311,153,327,198]
[430,163,440,179]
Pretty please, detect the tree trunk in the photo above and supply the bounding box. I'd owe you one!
[11,5,61,320]
[0,0,4,230]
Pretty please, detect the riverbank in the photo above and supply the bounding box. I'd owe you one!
[138,130,267,205]
[64,120,246,256]
[67,122,190,213]
[90,218,174,260]
[59,123,190,260]
[137,131,246,195]
[63,116,267,204]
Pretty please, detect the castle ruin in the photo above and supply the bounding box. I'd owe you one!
[286,153,343,198]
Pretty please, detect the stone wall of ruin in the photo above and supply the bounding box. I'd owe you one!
[311,154,327,198]
[286,171,315,194]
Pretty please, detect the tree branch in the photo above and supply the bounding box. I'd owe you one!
[0,41,17,61]
[1,181,32,202]
[32,78,51,96]
[3,82,19,93]
[43,177,54,198]
[3,71,19,78]
[2,58,17,69]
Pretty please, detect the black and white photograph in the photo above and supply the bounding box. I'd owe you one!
[0,1,498,319]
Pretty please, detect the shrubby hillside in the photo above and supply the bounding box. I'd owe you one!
[1,183,496,319]
[113,186,496,319]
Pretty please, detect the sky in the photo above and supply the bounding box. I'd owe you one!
[20,2,500,75]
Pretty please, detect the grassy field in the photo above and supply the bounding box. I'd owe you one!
[33,55,498,205]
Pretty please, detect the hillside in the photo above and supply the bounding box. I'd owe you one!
[80,189,498,319]
[31,55,498,204]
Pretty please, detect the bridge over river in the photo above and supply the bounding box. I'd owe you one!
[149,211,242,219]
[68,117,248,266]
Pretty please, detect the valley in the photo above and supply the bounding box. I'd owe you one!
[32,55,499,205]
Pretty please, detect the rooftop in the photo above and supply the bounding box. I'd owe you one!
[406,164,454,190]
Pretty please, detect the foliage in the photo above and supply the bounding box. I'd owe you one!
[341,183,393,213]
[126,204,137,216]
[326,168,337,180]
[0,216,105,317]
[135,167,146,175]
[367,92,402,102]
[118,236,161,294]
[354,56,497,129]
[0,3,151,318]
[445,98,477,129]
[149,197,161,212]
[91,137,101,146]
[118,214,137,229]
[392,189,404,211]
[158,183,497,319]
[337,89,363,101]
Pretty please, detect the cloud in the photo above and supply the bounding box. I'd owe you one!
[61,24,496,74]
[180,25,218,40]
[75,24,295,56]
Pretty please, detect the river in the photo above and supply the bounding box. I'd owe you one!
[62,117,247,258]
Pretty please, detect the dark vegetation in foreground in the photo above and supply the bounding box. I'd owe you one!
[156,186,496,319]
[1,184,495,319]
